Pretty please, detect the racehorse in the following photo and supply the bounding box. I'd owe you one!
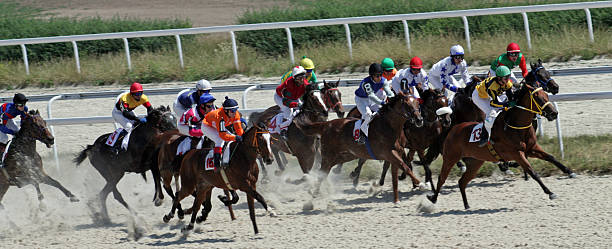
[296,92,424,203]
[420,59,574,178]
[163,124,274,234]
[321,80,345,118]
[73,105,176,223]
[428,82,567,209]
[249,82,329,177]
[0,110,79,208]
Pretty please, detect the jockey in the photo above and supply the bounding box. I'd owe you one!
[472,66,515,147]
[381,57,397,81]
[489,42,528,84]
[178,93,216,137]
[280,56,318,84]
[428,45,471,97]
[173,79,212,118]
[391,56,428,100]
[202,97,244,169]
[111,82,153,153]
[354,63,395,144]
[0,93,29,185]
[275,66,310,140]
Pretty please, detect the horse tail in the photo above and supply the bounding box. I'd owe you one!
[140,172,147,182]
[73,145,93,166]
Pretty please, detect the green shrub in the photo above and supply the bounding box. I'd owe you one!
[237,0,612,55]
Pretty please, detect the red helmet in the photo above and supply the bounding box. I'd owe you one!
[409,56,423,69]
[130,82,143,93]
[507,42,521,53]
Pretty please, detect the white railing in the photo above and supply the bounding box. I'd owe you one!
[1,1,611,75]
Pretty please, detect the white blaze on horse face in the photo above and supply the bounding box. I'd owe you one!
[313,91,328,112]
[262,133,272,155]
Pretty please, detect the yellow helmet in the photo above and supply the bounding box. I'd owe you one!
[299,56,315,70]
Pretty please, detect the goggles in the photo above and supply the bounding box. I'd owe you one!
[306,69,313,73]
[205,104,214,108]
[225,108,237,113]
[15,103,25,107]
[132,92,143,97]
[452,55,464,60]
[197,89,211,94]
[508,52,520,57]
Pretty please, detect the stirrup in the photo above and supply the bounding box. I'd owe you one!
[356,132,367,144]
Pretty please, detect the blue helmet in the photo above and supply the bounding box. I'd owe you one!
[222,96,239,110]
[199,93,216,105]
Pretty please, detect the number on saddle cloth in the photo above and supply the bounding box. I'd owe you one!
[268,113,284,134]
[352,119,363,141]
[105,128,128,147]
[468,123,484,143]
[202,141,234,171]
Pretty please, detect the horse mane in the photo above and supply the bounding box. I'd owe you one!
[378,93,404,115]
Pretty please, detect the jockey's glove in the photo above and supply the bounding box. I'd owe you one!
[504,101,517,108]
[288,101,299,108]
[139,117,147,123]
[448,85,458,92]
[234,135,243,142]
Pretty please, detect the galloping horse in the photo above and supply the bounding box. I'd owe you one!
[420,59,574,178]
[73,106,176,223]
[249,82,329,176]
[297,92,423,203]
[428,82,568,209]
[163,124,274,234]
[0,110,79,208]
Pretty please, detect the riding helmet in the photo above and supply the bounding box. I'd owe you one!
[199,93,216,105]
[299,56,315,70]
[507,42,521,53]
[495,66,512,77]
[409,56,423,69]
[130,82,143,93]
[13,93,28,105]
[222,96,239,110]
[450,45,465,56]
[368,63,383,76]
[292,66,307,77]
[381,58,395,71]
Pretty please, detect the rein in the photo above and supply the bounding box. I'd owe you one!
[505,87,551,129]
[532,66,553,89]
[323,88,342,112]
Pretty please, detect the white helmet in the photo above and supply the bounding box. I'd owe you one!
[195,79,212,91]
[450,45,465,56]
[292,66,307,77]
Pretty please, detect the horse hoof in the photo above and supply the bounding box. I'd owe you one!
[569,173,577,178]
[503,170,514,175]
[181,224,194,233]
[69,196,80,202]
[549,193,558,200]
[177,210,185,220]
[426,194,436,203]
[332,167,342,174]
[268,210,277,217]
[196,216,205,224]
[460,166,467,173]
[349,171,357,178]
[163,214,172,223]
[417,182,429,191]
[154,198,163,207]
[398,173,407,181]
[274,170,283,176]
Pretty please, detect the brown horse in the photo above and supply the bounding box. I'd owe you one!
[428,82,567,209]
[0,110,79,208]
[249,82,330,177]
[297,92,423,203]
[162,124,274,234]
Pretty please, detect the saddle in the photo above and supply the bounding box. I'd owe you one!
[105,128,128,151]
[176,136,205,156]
[202,141,234,171]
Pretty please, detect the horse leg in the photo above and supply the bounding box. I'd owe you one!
[390,149,420,187]
[416,149,435,191]
[111,187,130,213]
[196,190,213,224]
[528,144,576,178]
[163,176,195,223]
[217,189,237,220]
[457,158,485,209]
[379,162,389,186]
[0,182,9,207]
[427,153,461,204]
[40,175,79,202]
[390,162,400,203]
[247,192,259,234]
[151,163,164,206]
[350,159,366,187]
[272,150,286,175]
[182,186,209,233]
[257,158,268,177]
[515,151,556,199]
[33,182,44,201]
[398,150,414,181]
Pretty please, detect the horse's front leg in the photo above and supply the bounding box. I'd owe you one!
[515,151,557,200]
[390,149,420,187]
[527,144,576,178]
[40,175,79,202]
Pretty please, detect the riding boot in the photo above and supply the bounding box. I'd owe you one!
[478,128,489,147]
[213,152,222,171]
[356,131,367,145]
[280,128,288,140]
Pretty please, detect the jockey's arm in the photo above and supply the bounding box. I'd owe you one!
[217,120,237,141]
[382,80,395,98]
[519,56,528,78]
[442,75,458,92]
[487,88,505,108]
[117,101,139,121]
[145,103,153,115]
[0,121,14,134]
[233,113,245,136]
[363,82,385,105]
[461,65,471,86]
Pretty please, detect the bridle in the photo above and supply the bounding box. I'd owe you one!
[323,87,342,112]
[532,66,553,91]
[505,87,552,129]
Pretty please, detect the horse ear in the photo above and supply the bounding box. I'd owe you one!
[530,62,537,70]
[335,79,340,87]
[35,110,40,115]
[257,122,267,130]
[538,58,543,66]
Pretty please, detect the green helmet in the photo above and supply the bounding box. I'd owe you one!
[381,58,395,70]
[495,66,511,77]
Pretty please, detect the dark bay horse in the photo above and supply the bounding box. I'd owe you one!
[249,82,330,177]
[428,83,568,209]
[0,110,78,208]
[73,105,176,222]
[297,92,423,203]
[163,124,274,234]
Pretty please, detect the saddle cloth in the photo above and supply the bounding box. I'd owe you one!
[105,128,125,147]
[469,123,484,143]
[352,119,363,141]
[203,141,233,171]
[176,136,204,156]
[267,113,284,134]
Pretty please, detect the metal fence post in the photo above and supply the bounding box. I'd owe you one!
[553,102,564,159]
[461,16,471,52]
[71,41,81,74]
[537,115,544,137]
[20,44,30,75]
[285,28,295,65]
[522,12,532,49]
[230,31,240,71]
[47,95,62,171]
[344,24,353,59]
[175,35,184,69]
[402,20,411,53]
[584,8,594,43]
[123,38,132,71]
[242,85,258,109]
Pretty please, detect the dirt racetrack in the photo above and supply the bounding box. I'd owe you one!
[0,58,611,248]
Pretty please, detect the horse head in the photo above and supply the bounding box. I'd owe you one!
[517,83,558,121]
[422,89,451,127]
[386,91,423,127]
[301,83,328,115]
[21,110,54,148]
[321,79,345,117]
[528,59,559,95]
[147,105,177,132]
[248,122,274,165]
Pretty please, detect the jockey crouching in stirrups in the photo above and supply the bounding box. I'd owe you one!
[472,66,515,147]
[111,82,153,154]
[489,43,528,85]
[428,45,471,104]
[173,79,212,120]
[177,94,216,152]
[274,66,309,140]
[0,93,29,186]
[355,63,395,144]
[202,97,244,170]
[391,56,428,101]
